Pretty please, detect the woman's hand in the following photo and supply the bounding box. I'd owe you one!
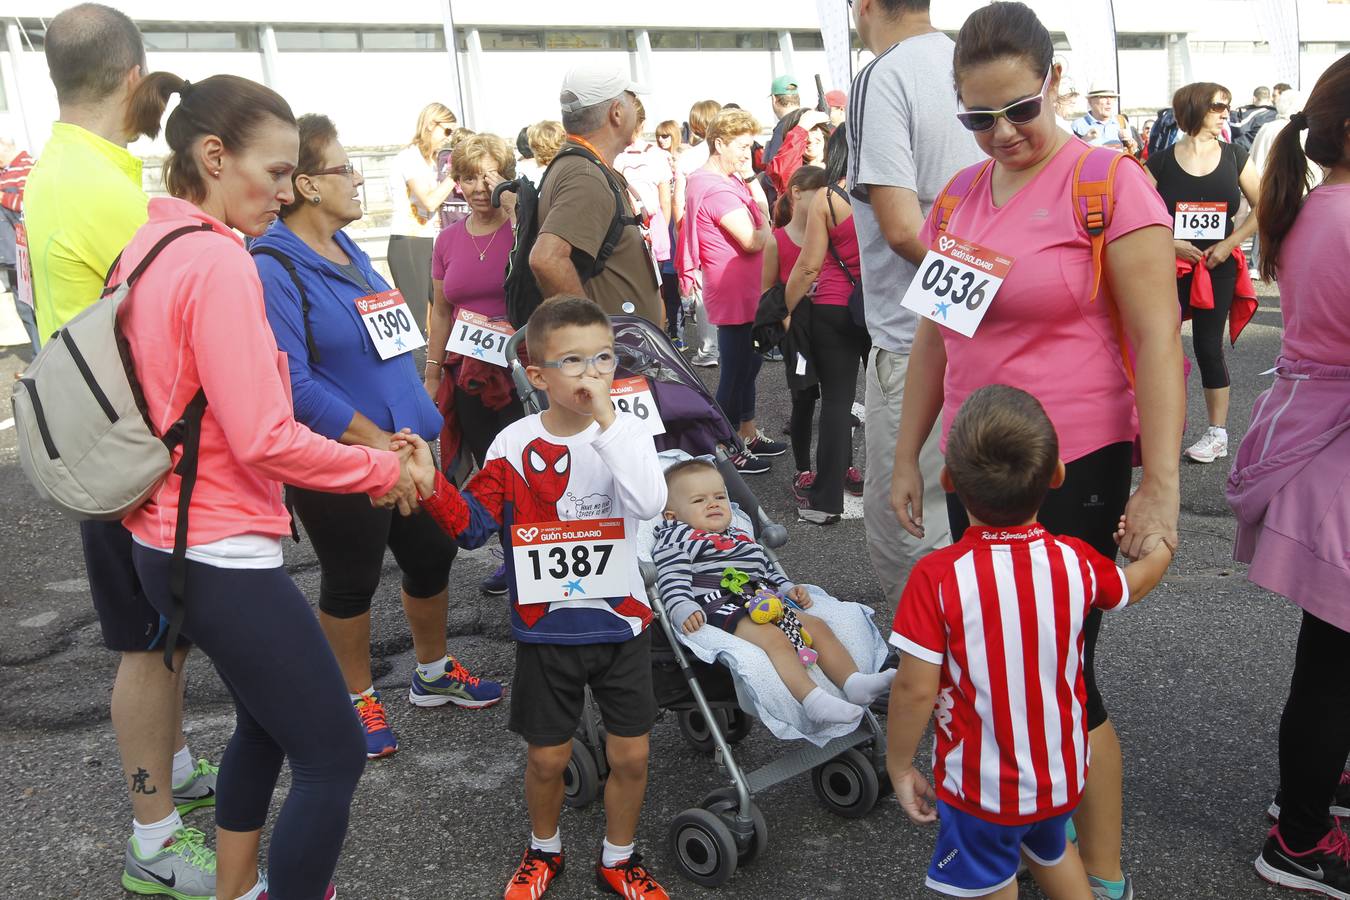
[423,363,442,400]
[1119,478,1180,562]
[484,169,516,221]
[371,445,420,516]
[1204,238,1235,269]
[890,460,928,539]
[1173,240,1204,264]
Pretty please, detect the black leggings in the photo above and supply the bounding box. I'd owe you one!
[455,385,525,469]
[132,544,365,900]
[789,386,818,473]
[807,305,870,513]
[1179,269,1236,390]
[288,487,456,619]
[661,271,681,337]
[715,323,762,429]
[947,441,1133,730]
[1278,611,1350,851]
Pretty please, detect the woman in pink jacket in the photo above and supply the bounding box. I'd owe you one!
[117,73,418,900]
[1229,55,1350,899]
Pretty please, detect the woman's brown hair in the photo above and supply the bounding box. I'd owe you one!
[281,113,339,218]
[1172,82,1231,135]
[688,100,722,141]
[1259,54,1350,281]
[654,120,682,153]
[125,72,295,204]
[772,164,827,228]
[952,1,1054,90]
[412,102,456,160]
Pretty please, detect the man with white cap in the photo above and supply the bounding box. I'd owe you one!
[529,64,664,324]
[1072,81,1141,155]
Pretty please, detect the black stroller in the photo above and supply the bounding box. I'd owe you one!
[502,315,890,888]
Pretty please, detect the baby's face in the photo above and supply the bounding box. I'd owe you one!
[665,469,732,532]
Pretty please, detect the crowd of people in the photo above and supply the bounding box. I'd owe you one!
[4,1,1348,899]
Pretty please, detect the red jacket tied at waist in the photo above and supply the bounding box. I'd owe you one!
[1175,245,1257,345]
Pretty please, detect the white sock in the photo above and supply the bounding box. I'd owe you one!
[531,829,562,854]
[801,687,864,725]
[843,671,893,706]
[171,744,193,788]
[416,655,450,681]
[132,809,183,855]
[232,872,267,900]
[349,686,376,703]
[602,837,635,868]
[1211,426,1228,439]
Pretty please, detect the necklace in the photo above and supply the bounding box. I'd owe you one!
[466,218,504,261]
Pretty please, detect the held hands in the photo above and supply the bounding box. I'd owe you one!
[1204,239,1235,269]
[786,585,812,608]
[575,373,617,430]
[681,610,706,635]
[890,461,927,539]
[889,765,938,825]
[1174,240,1205,265]
[371,443,420,516]
[387,428,438,499]
[1119,480,1180,562]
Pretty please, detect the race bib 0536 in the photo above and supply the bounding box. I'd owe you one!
[901,234,1014,338]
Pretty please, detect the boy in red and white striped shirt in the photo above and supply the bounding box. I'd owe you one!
[887,386,1172,899]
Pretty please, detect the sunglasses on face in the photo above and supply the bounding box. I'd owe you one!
[1209,102,1231,114]
[956,67,1053,132]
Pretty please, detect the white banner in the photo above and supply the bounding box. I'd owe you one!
[1062,0,1119,97]
[1255,0,1301,88]
[815,0,853,93]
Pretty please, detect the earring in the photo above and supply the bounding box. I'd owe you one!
[211,169,221,177]
[311,195,321,205]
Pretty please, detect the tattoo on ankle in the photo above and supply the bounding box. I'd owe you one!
[130,768,158,794]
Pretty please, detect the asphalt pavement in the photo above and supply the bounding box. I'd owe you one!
[0,283,1318,900]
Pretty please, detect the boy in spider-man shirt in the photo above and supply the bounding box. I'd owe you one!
[401,295,670,900]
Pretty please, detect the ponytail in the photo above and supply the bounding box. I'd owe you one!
[1257,55,1350,282]
[123,71,296,204]
[772,164,828,229]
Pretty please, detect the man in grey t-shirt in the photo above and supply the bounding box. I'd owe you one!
[847,0,983,604]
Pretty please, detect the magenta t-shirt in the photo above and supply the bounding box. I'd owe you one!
[431,217,513,318]
[686,169,765,326]
[917,138,1172,463]
[1277,183,1350,366]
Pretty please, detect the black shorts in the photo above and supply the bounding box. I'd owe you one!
[508,630,657,746]
[81,520,190,652]
[699,592,750,633]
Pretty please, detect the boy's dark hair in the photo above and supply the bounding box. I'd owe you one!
[525,294,612,359]
[45,3,146,106]
[663,458,720,493]
[945,385,1059,527]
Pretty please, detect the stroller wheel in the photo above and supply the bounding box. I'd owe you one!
[723,708,754,744]
[668,808,739,887]
[811,747,881,819]
[700,787,769,865]
[675,709,718,754]
[562,737,601,809]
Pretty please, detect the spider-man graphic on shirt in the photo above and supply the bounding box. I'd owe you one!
[420,414,667,645]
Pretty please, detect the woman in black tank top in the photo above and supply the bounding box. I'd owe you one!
[1146,81,1262,464]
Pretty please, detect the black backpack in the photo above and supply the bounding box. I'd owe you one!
[498,143,642,329]
[1147,108,1180,159]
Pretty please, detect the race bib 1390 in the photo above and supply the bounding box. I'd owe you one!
[355,290,425,360]
[510,519,632,604]
[900,234,1014,338]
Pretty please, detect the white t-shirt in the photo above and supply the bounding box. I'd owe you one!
[677,141,710,176]
[390,144,441,239]
[135,533,284,570]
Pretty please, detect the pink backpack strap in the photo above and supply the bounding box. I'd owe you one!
[932,159,993,234]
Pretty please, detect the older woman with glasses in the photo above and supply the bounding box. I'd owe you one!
[889,5,1184,897]
[253,114,502,763]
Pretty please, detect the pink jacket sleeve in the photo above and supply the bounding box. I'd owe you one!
[186,251,400,496]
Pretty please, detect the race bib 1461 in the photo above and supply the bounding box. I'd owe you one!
[510,519,632,605]
[900,234,1014,338]
[445,309,513,368]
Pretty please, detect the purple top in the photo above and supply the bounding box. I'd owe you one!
[431,216,513,318]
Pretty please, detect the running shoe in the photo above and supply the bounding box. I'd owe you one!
[354,691,398,759]
[1184,427,1229,463]
[672,338,687,351]
[845,466,864,496]
[409,657,503,709]
[1255,823,1350,898]
[729,449,770,476]
[504,848,565,900]
[121,827,216,900]
[792,471,815,507]
[172,758,218,816]
[689,353,719,367]
[1269,771,1350,820]
[1088,874,1134,900]
[481,561,509,596]
[798,507,841,526]
[746,430,788,457]
[764,348,784,362]
[596,853,670,899]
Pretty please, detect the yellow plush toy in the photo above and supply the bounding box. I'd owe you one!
[746,589,817,666]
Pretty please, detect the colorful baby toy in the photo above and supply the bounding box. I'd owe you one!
[721,568,817,667]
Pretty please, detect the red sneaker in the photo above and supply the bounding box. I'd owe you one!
[596,853,670,899]
[503,848,564,900]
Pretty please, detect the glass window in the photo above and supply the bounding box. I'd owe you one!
[790,31,825,51]
[142,31,188,51]
[362,30,445,50]
[1118,34,1165,51]
[142,28,254,51]
[700,31,767,50]
[275,30,359,51]
[648,31,697,50]
[477,30,543,50]
[545,30,626,50]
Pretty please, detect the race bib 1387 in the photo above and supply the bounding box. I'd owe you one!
[510,519,632,605]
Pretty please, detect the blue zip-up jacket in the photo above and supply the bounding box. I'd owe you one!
[253,219,442,441]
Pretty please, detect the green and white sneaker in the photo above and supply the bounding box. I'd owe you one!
[172,758,218,816]
[121,827,216,899]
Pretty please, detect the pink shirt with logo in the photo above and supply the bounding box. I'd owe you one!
[683,169,765,326]
[615,140,672,263]
[918,138,1171,463]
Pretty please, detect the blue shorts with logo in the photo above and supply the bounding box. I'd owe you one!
[927,798,1075,896]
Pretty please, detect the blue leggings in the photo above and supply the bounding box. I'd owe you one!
[132,544,366,900]
[715,323,762,429]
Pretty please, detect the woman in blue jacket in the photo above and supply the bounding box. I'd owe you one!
[254,115,501,760]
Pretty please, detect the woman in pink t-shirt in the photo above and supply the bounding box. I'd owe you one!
[889,5,1185,897]
[1230,55,1350,895]
[678,108,785,473]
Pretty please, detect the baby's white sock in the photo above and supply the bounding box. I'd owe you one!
[843,671,893,706]
[802,687,863,724]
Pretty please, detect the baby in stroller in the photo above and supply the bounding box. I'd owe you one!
[653,459,892,725]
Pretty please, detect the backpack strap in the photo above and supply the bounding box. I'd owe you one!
[554,143,643,278]
[157,388,207,670]
[824,185,859,288]
[102,222,214,296]
[1070,145,1142,385]
[933,160,993,235]
[249,246,321,364]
